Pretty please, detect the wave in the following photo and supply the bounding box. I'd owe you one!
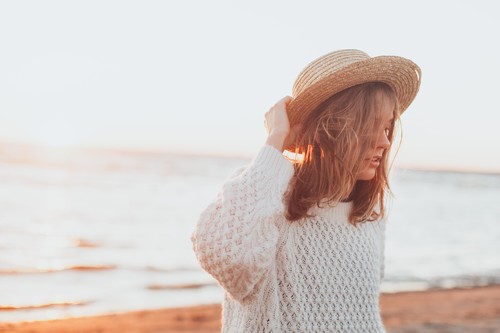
[144,266,199,272]
[0,265,116,275]
[74,238,100,248]
[0,301,89,311]
[147,282,217,290]
[382,273,500,293]
[0,265,202,275]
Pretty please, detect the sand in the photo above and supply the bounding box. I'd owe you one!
[1,285,499,333]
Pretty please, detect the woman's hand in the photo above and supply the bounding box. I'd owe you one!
[264,96,301,152]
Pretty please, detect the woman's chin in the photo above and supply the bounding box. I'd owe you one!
[356,169,376,181]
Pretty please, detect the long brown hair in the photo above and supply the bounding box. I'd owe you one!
[285,82,400,225]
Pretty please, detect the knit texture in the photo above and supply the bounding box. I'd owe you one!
[191,145,387,333]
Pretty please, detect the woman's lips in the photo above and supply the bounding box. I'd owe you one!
[369,156,382,167]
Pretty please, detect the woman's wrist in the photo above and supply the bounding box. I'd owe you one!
[266,131,288,152]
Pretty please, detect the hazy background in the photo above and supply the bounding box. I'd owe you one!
[1,1,500,323]
[0,0,499,172]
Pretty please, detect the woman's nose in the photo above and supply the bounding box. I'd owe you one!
[377,131,390,149]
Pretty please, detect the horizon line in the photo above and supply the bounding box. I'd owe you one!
[1,139,499,176]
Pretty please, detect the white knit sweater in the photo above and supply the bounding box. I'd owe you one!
[191,145,387,333]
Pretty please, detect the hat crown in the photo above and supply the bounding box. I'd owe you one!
[292,49,370,97]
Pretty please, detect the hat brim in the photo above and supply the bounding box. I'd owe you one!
[286,56,421,149]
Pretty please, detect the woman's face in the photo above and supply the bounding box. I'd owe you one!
[356,92,394,181]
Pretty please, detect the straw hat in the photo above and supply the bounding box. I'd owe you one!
[286,49,421,149]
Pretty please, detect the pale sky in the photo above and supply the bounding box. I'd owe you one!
[0,1,499,172]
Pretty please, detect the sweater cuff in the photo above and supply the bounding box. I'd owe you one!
[251,145,294,178]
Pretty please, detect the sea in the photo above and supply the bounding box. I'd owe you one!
[1,143,499,323]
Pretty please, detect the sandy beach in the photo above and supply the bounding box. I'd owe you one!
[1,285,499,333]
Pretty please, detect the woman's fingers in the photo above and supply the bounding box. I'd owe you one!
[264,96,298,152]
[283,123,303,149]
[264,96,293,135]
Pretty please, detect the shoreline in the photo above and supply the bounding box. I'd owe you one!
[1,285,500,333]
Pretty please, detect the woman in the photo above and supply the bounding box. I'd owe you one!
[191,49,421,332]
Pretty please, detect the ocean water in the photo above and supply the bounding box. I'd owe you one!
[0,144,499,323]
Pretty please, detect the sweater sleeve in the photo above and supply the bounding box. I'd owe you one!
[191,145,294,301]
